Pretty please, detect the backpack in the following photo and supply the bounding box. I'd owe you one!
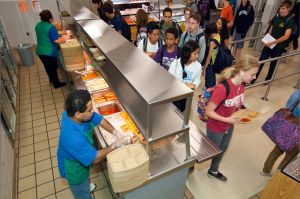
[197,80,230,122]
[159,45,182,65]
[196,0,210,21]
[119,15,132,41]
[143,37,163,52]
[182,31,204,45]
[210,38,234,74]
[160,20,183,40]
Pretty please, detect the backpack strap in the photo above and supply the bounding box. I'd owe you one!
[195,32,204,43]
[183,32,188,44]
[143,38,148,52]
[215,80,230,110]
[210,38,221,47]
[177,46,182,58]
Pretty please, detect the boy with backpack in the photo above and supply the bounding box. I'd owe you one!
[154,27,181,70]
[102,2,131,41]
[160,7,182,42]
[137,21,163,59]
[251,0,294,85]
[179,13,206,64]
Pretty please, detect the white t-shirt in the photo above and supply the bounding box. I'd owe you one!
[168,58,202,88]
[137,38,159,54]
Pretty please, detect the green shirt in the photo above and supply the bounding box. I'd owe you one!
[35,21,59,57]
[271,15,293,49]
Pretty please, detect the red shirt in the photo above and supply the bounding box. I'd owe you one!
[207,79,244,133]
[221,5,233,23]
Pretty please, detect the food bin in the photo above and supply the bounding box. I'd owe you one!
[98,103,121,115]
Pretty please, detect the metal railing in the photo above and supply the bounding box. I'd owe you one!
[245,51,300,100]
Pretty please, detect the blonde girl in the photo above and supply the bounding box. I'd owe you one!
[205,54,259,182]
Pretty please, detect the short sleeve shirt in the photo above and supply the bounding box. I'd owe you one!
[221,5,233,23]
[207,80,245,133]
[154,46,178,70]
[271,15,293,49]
[57,111,103,178]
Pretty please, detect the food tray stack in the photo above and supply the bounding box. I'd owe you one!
[107,144,149,193]
[60,39,85,71]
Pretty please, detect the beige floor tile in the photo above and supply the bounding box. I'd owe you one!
[43,95,54,101]
[18,164,35,179]
[53,167,60,180]
[34,132,48,143]
[32,102,44,110]
[18,175,36,192]
[32,112,45,121]
[48,129,60,139]
[35,149,50,162]
[93,187,113,199]
[56,109,64,116]
[19,136,34,147]
[50,146,57,158]
[20,100,31,106]
[54,178,69,192]
[35,159,52,173]
[30,92,42,98]
[33,125,47,135]
[90,174,108,191]
[34,140,49,152]
[37,181,55,198]
[47,122,60,131]
[18,187,37,199]
[19,122,32,131]
[45,110,57,117]
[36,169,53,185]
[19,128,34,139]
[18,144,34,157]
[56,188,73,199]
[19,104,31,111]
[43,99,55,106]
[20,110,32,117]
[32,118,46,128]
[55,103,64,110]
[58,114,63,121]
[32,106,44,114]
[31,97,43,103]
[19,115,32,124]
[52,157,58,167]
[19,154,35,167]
[49,137,59,148]
[40,85,51,91]
[20,93,31,99]
[46,115,58,124]
[43,194,57,199]
[54,97,65,104]
[42,90,52,96]
[44,104,56,111]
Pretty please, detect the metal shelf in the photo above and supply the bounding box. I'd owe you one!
[113,0,149,5]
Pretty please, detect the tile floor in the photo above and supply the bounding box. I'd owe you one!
[15,56,195,199]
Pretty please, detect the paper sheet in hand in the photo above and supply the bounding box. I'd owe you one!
[262,33,276,49]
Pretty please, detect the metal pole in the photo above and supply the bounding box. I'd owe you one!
[261,59,282,101]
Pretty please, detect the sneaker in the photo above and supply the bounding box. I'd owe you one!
[260,171,272,177]
[90,183,97,192]
[54,82,66,89]
[207,170,227,182]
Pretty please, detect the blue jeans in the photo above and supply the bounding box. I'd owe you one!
[205,64,216,88]
[207,127,234,172]
[69,178,92,199]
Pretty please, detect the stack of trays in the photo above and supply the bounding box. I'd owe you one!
[60,39,85,71]
[107,144,149,193]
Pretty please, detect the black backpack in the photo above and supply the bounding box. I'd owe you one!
[210,38,234,74]
[119,15,132,42]
[143,38,163,52]
[196,0,210,21]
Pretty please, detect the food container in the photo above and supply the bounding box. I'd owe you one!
[84,78,109,93]
[92,90,117,106]
[98,103,121,116]
[107,144,149,193]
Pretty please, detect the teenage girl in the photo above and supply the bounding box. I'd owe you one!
[206,54,259,182]
[169,40,202,111]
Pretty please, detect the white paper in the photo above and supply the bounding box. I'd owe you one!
[262,33,276,49]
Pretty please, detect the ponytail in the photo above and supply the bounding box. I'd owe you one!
[218,67,237,82]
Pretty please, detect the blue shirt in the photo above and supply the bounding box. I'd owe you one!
[286,89,300,117]
[57,111,103,178]
[48,26,59,57]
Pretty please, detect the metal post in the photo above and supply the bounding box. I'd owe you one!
[261,58,282,101]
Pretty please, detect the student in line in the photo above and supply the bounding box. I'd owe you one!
[134,9,148,46]
[169,40,202,111]
[251,0,293,85]
[179,13,206,64]
[216,17,230,46]
[102,2,131,41]
[206,54,259,182]
[180,7,192,33]
[154,27,181,70]
[160,7,182,42]
[220,0,234,29]
[231,0,255,59]
[138,21,162,59]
